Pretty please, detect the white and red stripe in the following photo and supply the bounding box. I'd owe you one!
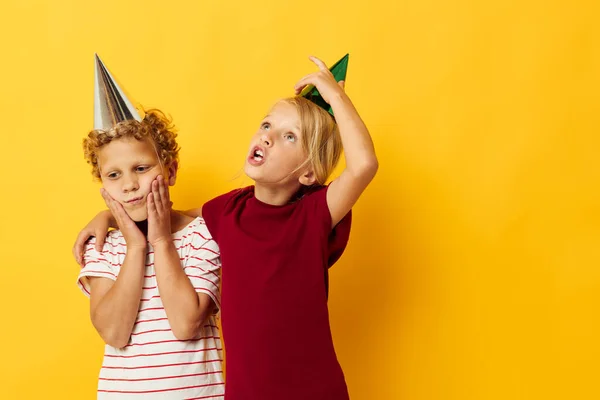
[77,217,224,399]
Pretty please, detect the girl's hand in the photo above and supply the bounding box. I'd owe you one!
[72,209,113,267]
[147,175,173,247]
[293,56,346,105]
[101,189,147,250]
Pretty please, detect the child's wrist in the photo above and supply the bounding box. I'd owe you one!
[150,237,173,251]
[126,243,147,253]
[329,92,350,109]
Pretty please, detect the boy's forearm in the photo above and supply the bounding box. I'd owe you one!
[92,247,146,348]
[153,241,210,340]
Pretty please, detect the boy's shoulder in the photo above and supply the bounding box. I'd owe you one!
[173,217,219,256]
[174,216,214,242]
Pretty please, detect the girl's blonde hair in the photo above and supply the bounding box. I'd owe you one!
[83,109,179,179]
[281,96,342,185]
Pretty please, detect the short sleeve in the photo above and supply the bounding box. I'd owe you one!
[203,187,252,244]
[202,191,231,243]
[183,220,222,311]
[302,185,353,268]
[328,209,352,267]
[77,236,118,298]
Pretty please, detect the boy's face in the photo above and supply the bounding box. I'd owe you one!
[244,101,313,186]
[97,137,175,221]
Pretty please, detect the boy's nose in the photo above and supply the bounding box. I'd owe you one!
[123,177,139,192]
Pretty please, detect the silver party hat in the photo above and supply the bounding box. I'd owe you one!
[94,54,143,130]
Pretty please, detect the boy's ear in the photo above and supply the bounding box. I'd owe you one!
[167,161,178,186]
[299,168,316,187]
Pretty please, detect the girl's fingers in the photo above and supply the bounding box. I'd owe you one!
[309,55,328,71]
[73,230,90,265]
[94,229,106,252]
[294,74,314,93]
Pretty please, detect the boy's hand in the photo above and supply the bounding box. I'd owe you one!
[101,189,147,250]
[147,175,172,247]
[72,209,113,267]
[293,56,347,105]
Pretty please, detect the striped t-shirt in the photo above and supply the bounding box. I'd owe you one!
[78,217,224,399]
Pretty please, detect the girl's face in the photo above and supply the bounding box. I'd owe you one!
[244,101,310,187]
[97,137,174,221]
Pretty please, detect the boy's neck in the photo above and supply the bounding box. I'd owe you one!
[134,219,149,237]
[133,210,194,237]
[170,210,194,232]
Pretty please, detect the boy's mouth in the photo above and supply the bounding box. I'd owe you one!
[125,196,144,205]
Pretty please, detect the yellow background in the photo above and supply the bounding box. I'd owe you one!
[1,0,599,399]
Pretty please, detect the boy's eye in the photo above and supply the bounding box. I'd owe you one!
[107,172,119,179]
[136,166,150,173]
[261,122,271,130]
[284,133,296,142]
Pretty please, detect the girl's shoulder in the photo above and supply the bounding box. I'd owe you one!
[206,186,254,211]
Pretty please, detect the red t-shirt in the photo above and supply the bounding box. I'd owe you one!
[203,185,351,400]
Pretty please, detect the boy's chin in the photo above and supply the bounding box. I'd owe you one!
[126,209,148,222]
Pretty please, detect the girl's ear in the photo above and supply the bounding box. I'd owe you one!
[299,168,316,186]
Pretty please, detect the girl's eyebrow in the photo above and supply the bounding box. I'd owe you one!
[262,115,299,131]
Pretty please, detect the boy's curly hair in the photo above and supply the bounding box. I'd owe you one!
[83,109,180,179]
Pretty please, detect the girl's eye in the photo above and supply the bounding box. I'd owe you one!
[107,172,119,179]
[136,166,149,173]
[261,122,271,130]
[284,133,296,142]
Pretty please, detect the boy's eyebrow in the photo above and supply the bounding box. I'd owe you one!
[98,164,118,173]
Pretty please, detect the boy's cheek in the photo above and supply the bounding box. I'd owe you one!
[139,178,154,195]
[101,186,120,202]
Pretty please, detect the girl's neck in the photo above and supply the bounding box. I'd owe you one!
[253,182,302,206]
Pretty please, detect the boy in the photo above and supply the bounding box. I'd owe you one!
[77,55,224,399]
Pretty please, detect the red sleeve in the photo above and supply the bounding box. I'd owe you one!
[202,187,253,244]
[302,185,352,268]
[328,209,352,267]
[202,189,236,244]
